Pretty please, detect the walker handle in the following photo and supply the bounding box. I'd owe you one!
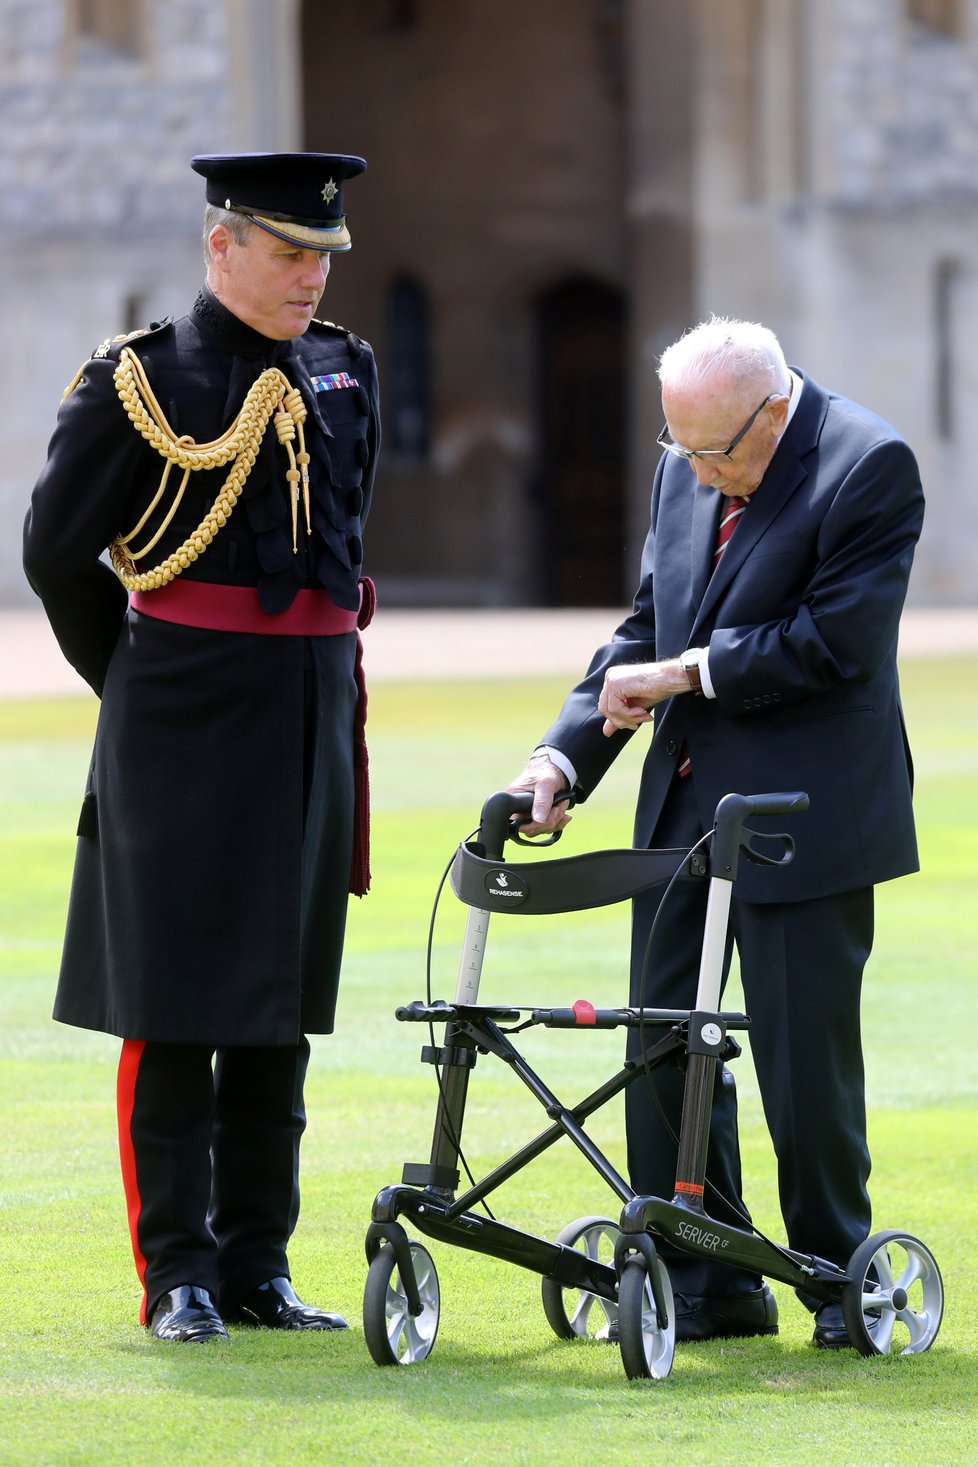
[478,788,574,861]
[711,791,809,881]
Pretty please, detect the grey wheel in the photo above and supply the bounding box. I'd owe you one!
[541,1215,619,1341]
[617,1251,675,1380]
[363,1240,440,1366]
[842,1230,943,1356]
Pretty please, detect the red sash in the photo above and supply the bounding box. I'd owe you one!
[131,580,361,636]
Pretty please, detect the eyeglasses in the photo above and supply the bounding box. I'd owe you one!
[656,394,779,463]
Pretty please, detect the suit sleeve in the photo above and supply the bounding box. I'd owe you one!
[23,356,144,696]
[707,436,924,711]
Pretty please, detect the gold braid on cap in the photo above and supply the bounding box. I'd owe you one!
[108,345,312,592]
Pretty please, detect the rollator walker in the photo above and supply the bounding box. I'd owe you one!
[362,788,944,1378]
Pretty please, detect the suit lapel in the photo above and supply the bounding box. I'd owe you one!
[690,479,721,611]
[690,374,827,637]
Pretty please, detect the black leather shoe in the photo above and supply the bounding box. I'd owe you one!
[812,1302,879,1350]
[229,1277,349,1332]
[674,1285,779,1342]
[150,1286,229,1343]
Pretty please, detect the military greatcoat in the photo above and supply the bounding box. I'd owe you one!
[23,288,380,1045]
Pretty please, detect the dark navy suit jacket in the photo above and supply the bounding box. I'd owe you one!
[542,372,924,903]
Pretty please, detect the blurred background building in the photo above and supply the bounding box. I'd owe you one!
[1,0,975,608]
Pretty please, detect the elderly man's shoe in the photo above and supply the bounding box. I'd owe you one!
[150,1286,229,1343]
[812,1302,880,1350]
[230,1277,349,1331]
[674,1284,779,1342]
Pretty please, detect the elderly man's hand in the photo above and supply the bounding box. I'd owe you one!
[507,754,572,836]
[598,660,688,736]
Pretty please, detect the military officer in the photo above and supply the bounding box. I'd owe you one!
[23,152,380,1343]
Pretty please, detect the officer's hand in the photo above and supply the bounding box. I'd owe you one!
[507,755,571,836]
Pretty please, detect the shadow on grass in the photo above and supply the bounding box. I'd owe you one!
[108,1321,967,1417]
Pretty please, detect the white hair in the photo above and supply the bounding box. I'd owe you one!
[658,315,790,398]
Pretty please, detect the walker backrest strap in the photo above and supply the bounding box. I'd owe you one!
[450,842,707,916]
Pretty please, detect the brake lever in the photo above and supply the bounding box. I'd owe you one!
[508,789,576,848]
[740,827,796,867]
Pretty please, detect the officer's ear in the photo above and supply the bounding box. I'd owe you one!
[207,224,234,275]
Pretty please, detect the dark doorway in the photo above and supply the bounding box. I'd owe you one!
[385,275,432,461]
[534,279,626,606]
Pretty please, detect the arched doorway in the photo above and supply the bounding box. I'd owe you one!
[534,279,626,606]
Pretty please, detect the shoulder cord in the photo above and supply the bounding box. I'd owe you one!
[107,344,311,592]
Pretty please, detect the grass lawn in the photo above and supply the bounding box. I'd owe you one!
[1,659,976,1466]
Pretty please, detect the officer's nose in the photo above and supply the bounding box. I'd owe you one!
[301,252,330,290]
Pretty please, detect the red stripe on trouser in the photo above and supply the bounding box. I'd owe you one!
[117,1039,150,1325]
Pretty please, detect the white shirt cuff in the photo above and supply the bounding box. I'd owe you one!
[536,745,578,787]
[696,647,716,700]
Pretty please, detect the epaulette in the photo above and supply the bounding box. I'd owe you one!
[63,317,174,400]
[310,317,368,357]
[91,315,174,362]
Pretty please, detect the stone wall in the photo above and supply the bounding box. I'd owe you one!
[693,0,978,605]
[4,0,978,607]
[1,0,297,606]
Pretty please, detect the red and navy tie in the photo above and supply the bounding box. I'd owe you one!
[678,494,751,779]
[713,494,750,571]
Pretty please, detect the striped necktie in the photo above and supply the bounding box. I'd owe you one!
[678,493,752,781]
[713,494,750,570]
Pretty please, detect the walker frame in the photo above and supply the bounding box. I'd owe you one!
[362,789,944,1377]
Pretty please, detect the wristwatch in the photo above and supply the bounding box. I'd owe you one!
[680,648,703,696]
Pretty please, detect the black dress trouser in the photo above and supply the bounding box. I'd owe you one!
[625,773,874,1302]
[117,1037,310,1323]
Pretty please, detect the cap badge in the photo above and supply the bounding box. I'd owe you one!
[321,178,338,204]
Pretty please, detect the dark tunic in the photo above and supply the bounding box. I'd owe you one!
[23,289,380,1045]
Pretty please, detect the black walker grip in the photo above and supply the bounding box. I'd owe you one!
[479,790,534,861]
[477,788,573,860]
[711,791,809,881]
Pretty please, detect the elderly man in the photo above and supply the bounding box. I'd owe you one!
[24,152,380,1343]
[511,316,923,1349]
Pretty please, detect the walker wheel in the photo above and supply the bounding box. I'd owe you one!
[842,1229,944,1356]
[617,1250,676,1380]
[362,1239,440,1366]
[541,1216,620,1341]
